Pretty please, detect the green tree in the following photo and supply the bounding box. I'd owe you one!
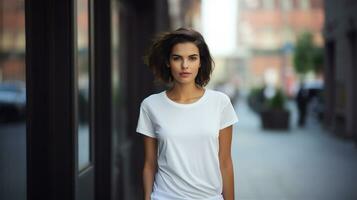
[293,32,323,76]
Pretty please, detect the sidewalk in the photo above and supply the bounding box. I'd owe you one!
[231,98,357,200]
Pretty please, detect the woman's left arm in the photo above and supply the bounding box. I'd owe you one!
[219,125,235,200]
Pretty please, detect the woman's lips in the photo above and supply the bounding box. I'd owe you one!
[179,72,191,77]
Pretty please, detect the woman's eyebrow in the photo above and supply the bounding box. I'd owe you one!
[171,54,181,57]
[171,54,199,57]
[189,54,199,57]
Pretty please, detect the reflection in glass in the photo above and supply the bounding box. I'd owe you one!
[77,0,91,171]
[111,0,120,132]
[0,0,27,199]
[111,0,121,186]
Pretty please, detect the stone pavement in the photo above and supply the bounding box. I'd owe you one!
[231,99,357,200]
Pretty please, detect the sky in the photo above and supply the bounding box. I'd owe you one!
[201,0,238,57]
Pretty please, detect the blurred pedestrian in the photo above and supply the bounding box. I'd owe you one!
[136,28,238,200]
[296,83,309,127]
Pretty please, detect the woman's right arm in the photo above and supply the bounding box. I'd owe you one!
[143,135,158,200]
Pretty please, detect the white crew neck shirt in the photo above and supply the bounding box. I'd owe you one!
[136,89,238,200]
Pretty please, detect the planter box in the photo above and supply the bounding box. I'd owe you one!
[261,109,290,130]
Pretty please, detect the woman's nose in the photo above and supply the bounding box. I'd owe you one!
[182,59,189,69]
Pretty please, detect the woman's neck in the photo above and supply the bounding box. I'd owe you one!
[167,83,205,102]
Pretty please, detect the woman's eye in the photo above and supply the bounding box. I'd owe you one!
[172,57,180,61]
[189,57,198,61]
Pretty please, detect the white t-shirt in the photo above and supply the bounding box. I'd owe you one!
[136,89,238,200]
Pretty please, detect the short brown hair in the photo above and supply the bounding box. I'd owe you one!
[145,27,214,87]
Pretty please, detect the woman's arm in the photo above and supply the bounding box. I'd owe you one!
[143,135,158,200]
[219,125,235,200]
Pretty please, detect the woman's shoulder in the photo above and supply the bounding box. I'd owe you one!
[140,90,165,107]
[207,89,230,101]
[205,89,232,110]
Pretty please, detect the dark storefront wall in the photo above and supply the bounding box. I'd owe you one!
[324,40,335,129]
[24,0,170,200]
[0,0,170,199]
[111,0,170,199]
[348,30,357,142]
[324,1,357,140]
[354,36,357,143]
[26,0,91,199]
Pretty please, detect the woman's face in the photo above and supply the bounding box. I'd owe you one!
[168,42,201,85]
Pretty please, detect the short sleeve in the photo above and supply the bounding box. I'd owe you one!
[136,103,156,138]
[220,96,239,130]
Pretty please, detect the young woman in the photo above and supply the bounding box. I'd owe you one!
[136,27,238,200]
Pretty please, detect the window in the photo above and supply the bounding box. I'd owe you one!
[244,0,260,9]
[76,0,91,172]
[263,0,275,10]
[0,0,26,199]
[299,0,310,10]
[281,0,293,11]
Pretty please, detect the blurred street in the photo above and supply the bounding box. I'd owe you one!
[2,0,357,199]
[232,98,357,200]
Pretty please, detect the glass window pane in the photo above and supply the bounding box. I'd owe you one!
[244,0,260,9]
[281,0,292,11]
[263,0,274,10]
[300,0,310,10]
[0,0,26,199]
[77,0,91,171]
[111,0,121,137]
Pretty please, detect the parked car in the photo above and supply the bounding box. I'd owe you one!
[0,81,26,122]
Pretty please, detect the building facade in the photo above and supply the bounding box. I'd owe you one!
[323,0,357,141]
[238,0,324,96]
